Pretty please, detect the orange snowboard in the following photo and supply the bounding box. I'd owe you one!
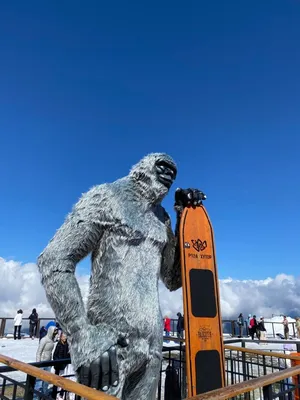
[179,205,225,397]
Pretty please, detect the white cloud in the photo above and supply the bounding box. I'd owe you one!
[0,257,52,317]
[1,257,300,321]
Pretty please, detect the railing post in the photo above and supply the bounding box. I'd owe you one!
[0,318,6,337]
[12,385,17,400]
[296,374,300,400]
[51,369,60,399]
[230,357,234,385]
[272,323,275,338]
[231,320,236,336]
[24,374,36,400]
[242,350,247,381]
[1,378,6,397]
[263,384,273,400]
[241,347,251,400]
[36,319,41,338]
[181,344,187,399]
[263,355,267,375]
[157,369,162,400]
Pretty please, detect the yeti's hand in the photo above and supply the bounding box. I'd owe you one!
[174,188,206,213]
[71,325,128,392]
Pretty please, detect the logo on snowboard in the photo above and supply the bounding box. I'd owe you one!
[191,239,207,252]
[197,326,212,342]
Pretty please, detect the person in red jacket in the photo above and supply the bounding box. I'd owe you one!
[249,315,258,340]
[164,316,171,342]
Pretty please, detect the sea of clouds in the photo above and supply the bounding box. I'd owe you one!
[1,257,300,319]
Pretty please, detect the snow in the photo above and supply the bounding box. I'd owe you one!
[0,338,41,383]
[0,337,77,398]
[229,339,298,352]
[0,338,179,383]
[0,337,38,363]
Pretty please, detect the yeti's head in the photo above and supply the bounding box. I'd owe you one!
[129,153,177,204]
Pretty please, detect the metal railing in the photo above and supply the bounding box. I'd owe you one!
[191,365,300,400]
[158,340,186,400]
[1,317,298,340]
[0,354,112,400]
[0,318,54,339]
[221,319,299,339]
[2,336,300,399]
[165,318,299,339]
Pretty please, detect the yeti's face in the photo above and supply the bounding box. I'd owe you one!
[155,158,177,189]
[129,153,177,204]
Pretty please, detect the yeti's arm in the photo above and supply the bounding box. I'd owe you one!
[161,188,206,291]
[37,186,111,337]
[160,210,182,291]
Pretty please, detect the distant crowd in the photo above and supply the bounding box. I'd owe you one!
[11,308,300,398]
[236,313,300,340]
[12,308,184,397]
[13,309,185,342]
[36,321,73,399]
[163,312,184,342]
[13,309,300,346]
[13,309,73,398]
[13,308,39,340]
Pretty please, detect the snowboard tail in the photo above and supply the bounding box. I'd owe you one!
[179,205,225,397]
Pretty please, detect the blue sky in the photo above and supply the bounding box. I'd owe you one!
[1,0,300,280]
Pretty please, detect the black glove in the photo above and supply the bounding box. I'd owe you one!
[76,334,128,392]
[174,188,206,213]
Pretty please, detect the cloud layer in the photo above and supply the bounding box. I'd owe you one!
[1,257,300,320]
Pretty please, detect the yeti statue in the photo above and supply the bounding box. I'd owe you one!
[37,153,204,399]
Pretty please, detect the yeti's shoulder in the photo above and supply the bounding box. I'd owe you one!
[73,183,114,211]
[70,178,129,218]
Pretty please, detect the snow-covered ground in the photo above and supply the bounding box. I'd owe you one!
[225,338,299,354]
[1,334,298,365]
[0,338,42,383]
[0,337,38,363]
[0,338,182,386]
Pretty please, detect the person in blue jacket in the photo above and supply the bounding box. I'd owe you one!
[45,320,56,330]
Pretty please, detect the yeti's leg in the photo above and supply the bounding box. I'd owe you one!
[122,352,162,400]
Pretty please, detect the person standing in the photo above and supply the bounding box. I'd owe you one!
[28,308,38,339]
[283,316,289,339]
[296,318,300,338]
[258,317,267,341]
[249,315,258,340]
[53,332,70,399]
[35,325,58,394]
[237,313,244,337]
[164,316,171,343]
[45,320,56,330]
[176,312,184,339]
[247,314,252,336]
[13,309,23,340]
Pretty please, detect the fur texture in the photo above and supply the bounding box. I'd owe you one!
[37,153,181,399]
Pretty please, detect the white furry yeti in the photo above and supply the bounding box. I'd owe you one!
[37,153,204,399]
